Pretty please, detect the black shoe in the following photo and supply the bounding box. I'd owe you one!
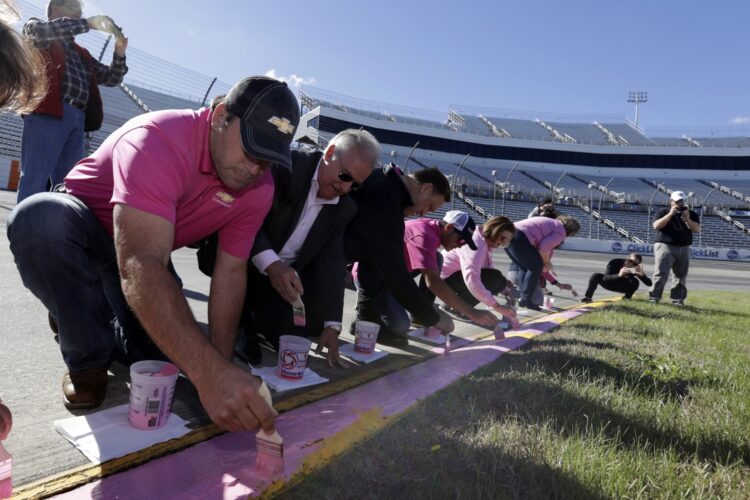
[519,300,541,311]
[518,300,542,311]
[580,297,593,303]
[49,312,58,334]
[235,333,262,366]
[377,328,409,348]
[648,296,660,304]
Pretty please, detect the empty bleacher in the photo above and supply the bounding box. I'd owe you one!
[484,117,552,141]
[600,123,656,146]
[546,122,610,146]
[127,84,202,111]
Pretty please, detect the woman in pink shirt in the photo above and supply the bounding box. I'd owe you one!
[440,216,517,319]
[505,215,580,310]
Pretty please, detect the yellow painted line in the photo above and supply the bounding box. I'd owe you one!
[260,408,396,499]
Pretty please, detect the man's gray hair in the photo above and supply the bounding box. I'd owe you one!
[47,0,82,18]
[326,129,380,168]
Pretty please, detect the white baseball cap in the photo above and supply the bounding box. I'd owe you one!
[442,210,477,250]
[670,191,686,202]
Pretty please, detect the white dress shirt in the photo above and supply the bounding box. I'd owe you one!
[251,161,341,329]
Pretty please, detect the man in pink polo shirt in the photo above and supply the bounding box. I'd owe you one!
[399,210,498,330]
[7,76,299,434]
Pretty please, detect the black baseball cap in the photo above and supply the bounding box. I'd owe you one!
[223,76,300,169]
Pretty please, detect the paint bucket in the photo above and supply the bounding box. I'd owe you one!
[277,335,312,380]
[353,321,380,354]
[128,361,179,430]
[543,296,555,309]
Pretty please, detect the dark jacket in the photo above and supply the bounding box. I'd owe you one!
[605,258,652,287]
[252,150,356,322]
[344,164,440,326]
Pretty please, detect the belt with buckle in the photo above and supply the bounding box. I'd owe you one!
[63,98,86,110]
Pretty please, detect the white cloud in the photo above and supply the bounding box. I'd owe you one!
[264,69,316,88]
[730,116,749,124]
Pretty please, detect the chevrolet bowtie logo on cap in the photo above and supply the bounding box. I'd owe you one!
[268,116,296,135]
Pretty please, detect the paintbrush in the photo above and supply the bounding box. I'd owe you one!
[292,295,306,328]
[255,382,284,477]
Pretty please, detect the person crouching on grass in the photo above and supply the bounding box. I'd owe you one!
[580,252,651,303]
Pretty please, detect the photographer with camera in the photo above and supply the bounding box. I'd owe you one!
[648,191,700,305]
[580,253,651,302]
[528,197,560,219]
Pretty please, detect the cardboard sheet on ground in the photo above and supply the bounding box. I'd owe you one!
[54,404,190,464]
[339,342,389,363]
[250,366,328,392]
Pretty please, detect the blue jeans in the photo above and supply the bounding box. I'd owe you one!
[18,103,86,202]
[7,193,167,371]
[505,230,543,305]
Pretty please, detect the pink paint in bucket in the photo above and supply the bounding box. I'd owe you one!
[277,335,312,380]
[353,321,380,354]
[543,296,555,309]
[128,361,179,430]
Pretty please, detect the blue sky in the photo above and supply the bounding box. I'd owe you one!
[20,0,750,131]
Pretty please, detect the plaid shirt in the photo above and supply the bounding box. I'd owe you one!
[24,17,127,109]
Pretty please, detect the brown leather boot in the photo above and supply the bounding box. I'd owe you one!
[62,366,109,409]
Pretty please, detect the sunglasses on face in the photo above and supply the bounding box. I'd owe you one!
[338,170,362,191]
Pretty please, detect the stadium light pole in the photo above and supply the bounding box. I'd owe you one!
[451,153,471,210]
[552,170,568,199]
[646,185,663,245]
[501,163,519,216]
[699,186,717,248]
[588,182,596,239]
[627,91,648,129]
[491,170,498,216]
[402,141,420,173]
[597,177,615,240]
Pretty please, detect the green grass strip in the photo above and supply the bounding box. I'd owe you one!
[281,291,750,499]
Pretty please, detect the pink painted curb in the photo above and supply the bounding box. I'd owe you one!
[54,308,587,499]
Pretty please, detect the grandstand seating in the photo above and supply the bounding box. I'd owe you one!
[127,84,201,111]
[546,122,609,146]
[698,215,750,248]
[460,116,494,136]
[484,117,552,141]
[692,137,750,148]
[0,112,23,159]
[599,123,656,146]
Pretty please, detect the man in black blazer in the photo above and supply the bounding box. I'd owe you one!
[238,130,378,366]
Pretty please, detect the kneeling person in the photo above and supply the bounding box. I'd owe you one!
[7,76,297,434]
[197,130,379,366]
[440,215,517,319]
[402,211,498,329]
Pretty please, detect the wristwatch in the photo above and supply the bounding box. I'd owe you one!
[325,323,342,335]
